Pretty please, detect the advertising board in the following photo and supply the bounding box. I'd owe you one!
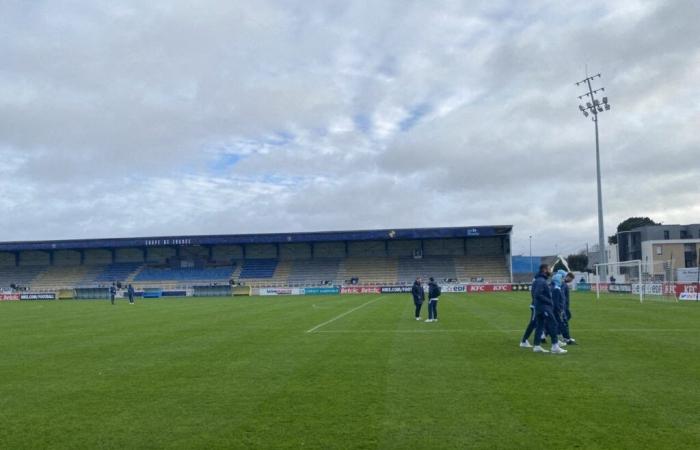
[341,286,381,294]
[20,292,56,300]
[467,284,512,293]
[303,287,340,295]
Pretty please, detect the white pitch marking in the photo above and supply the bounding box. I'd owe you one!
[313,328,698,334]
[306,296,384,333]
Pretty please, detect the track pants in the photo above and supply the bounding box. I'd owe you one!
[534,308,559,345]
[414,301,423,318]
[559,308,571,339]
[521,306,537,342]
[428,298,438,320]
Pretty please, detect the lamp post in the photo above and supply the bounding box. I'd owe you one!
[529,235,533,276]
[576,73,611,278]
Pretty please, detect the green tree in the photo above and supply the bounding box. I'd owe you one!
[608,217,661,244]
[567,253,589,272]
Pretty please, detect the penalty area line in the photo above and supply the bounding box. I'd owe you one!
[306,296,385,334]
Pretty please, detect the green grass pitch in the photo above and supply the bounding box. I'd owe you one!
[1,292,699,449]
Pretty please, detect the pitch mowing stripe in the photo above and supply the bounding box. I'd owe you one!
[305,295,385,333]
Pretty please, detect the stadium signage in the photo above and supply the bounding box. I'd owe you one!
[340,286,381,294]
[467,284,512,293]
[511,284,532,292]
[259,288,303,296]
[679,292,699,301]
[492,284,511,292]
[20,293,56,300]
[303,287,340,295]
[607,283,633,293]
[380,286,413,294]
[575,283,592,292]
[145,239,192,246]
[441,284,466,293]
[0,293,20,301]
[674,283,698,295]
[632,283,663,296]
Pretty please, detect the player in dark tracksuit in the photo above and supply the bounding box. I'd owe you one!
[560,273,576,344]
[532,264,566,354]
[551,270,567,347]
[426,277,441,322]
[411,278,425,320]
[110,284,117,305]
[127,284,135,305]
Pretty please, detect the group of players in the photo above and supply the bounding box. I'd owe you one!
[520,264,577,354]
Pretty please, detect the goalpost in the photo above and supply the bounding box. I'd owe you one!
[595,259,678,303]
[595,260,643,303]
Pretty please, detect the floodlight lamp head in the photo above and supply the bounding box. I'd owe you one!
[597,107,604,112]
[593,99,600,106]
[583,111,589,117]
[579,105,585,111]
[604,104,610,110]
[586,101,593,107]
[602,96,608,104]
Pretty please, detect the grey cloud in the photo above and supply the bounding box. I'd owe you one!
[0,0,698,256]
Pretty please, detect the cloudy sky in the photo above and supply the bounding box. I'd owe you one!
[1,0,698,255]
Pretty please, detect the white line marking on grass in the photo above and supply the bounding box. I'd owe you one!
[597,328,699,332]
[313,328,699,334]
[306,296,384,333]
[315,329,522,334]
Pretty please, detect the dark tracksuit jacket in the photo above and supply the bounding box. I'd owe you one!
[428,282,441,300]
[532,274,553,314]
[532,273,558,345]
[411,282,424,305]
[411,281,425,318]
[551,282,565,320]
[562,283,571,320]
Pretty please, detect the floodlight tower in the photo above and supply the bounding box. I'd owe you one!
[576,73,611,279]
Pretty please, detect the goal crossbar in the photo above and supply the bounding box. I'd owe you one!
[595,260,643,303]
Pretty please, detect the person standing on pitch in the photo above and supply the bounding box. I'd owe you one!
[426,277,441,323]
[411,277,425,320]
[550,270,568,348]
[519,279,538,348]
[560,272,576,345]
[127,284,135,305]
[109,283,117,305]
[532,264,566,354]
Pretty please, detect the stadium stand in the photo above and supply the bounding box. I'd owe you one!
[239,259,278,279]
[454,256,510,282]
[0,226,514,290]
[338,257,399,285]
[0,265,46,289]
[397,256,457,283]
[31,265,101,290]
[88,262,142,285]
[133,266,235,283]
[286,258,341,285]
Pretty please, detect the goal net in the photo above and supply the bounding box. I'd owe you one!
[595,260,677,303]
